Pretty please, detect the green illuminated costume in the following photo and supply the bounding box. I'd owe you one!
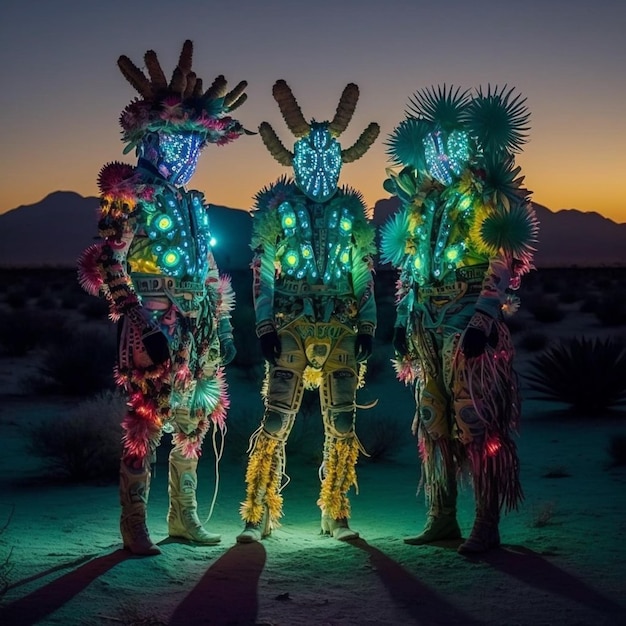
[381,85,538,553]
[237,81,379,542]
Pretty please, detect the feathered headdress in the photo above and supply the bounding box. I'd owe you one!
[117,40,248,153]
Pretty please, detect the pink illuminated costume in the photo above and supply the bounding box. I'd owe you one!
[381,85,538,553]
[78,41,247,555]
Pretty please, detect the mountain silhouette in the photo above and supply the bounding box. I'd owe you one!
[0,191,624,268]
[372,197,626,268]
[0,191,253,271]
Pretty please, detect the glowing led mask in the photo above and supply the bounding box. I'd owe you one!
[293,124,342,202]
[153,131,204,186]
[423,129,470,186]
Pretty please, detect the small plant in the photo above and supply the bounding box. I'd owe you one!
[26,389,126,482]
[607,434,626,468]
[528,501,556,528]
[0,310,72,357]
[594,292,626,327]
[525,336,626,414]
[541,465,571,478]
[358,412,411,463]
[26,326,117,395]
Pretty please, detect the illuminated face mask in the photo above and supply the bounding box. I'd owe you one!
[140,131,204,186]
[422,129,470,186]
[293,124,342,202]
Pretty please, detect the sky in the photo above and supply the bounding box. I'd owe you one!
[1,0,625,222]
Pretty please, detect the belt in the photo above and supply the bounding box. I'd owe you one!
[133,274,205,298]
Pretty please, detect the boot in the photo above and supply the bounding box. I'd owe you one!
[237,505,271,543]
[457,513,500,554]
[120,461,161,556]
[404,480,461,545]
[321,514,359,541]
[167,449,221,545]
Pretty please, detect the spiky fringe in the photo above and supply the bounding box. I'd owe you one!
[461,320,523,512]
[417,429,459,509]
[216,275,235,317]
[239,432,284,526]
[317,437,360,520]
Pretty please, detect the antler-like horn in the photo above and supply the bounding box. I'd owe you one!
[224,80,248,110]
[117,55,153,99]
[273,80,310,137]
[341,122,380,163]
[144,50,167,93]
[328,83,359,137]
[259,122,294,166]
[176,40,194,77]
[203,75,228,101]
[183,72,197,99]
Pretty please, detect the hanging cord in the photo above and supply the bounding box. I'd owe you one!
[202,422,225,525]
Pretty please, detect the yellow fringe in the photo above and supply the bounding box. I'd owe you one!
[317,437,360,520]
[239,433,284,526]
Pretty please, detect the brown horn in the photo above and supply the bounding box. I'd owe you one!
[259,122,294,166]
[272,80,310,137]
[176,40,194,77]
[117,55,153,99]
[183,72,197,99]
[224,80,248,108]
[144,50,167,93]
[328,83,359,137]
[341,122,380,163]
[192,77,204,98]
[203,75,228,101]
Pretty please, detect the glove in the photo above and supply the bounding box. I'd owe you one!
[461,311,496,359]
[392,327,408,356]
[220,336,236,365]
[218,317,236,365]
[127,306,170,366]
[355,333,373,363]
[259,330,281,365]
[141,326,171,366]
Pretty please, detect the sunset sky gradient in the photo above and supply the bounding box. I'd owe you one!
[1,0,624,222]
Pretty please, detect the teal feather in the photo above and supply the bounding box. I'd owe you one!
[381,211,412,267]
[481,201,539,261]
[385,118,430,171]
[467,85,530,155]
[407,85,471,131]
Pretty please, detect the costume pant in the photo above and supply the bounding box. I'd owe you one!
[240,319,363,529]
[117,295,227,469]
[409,293,523,515]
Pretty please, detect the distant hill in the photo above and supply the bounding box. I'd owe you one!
[0,191,624,268]
[372,197,626,268]
[0,191,253,271]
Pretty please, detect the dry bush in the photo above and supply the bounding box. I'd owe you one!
[528,296,566,323]
[26,326,117,395]
[593,292,626,327]
[26,389,126,483]
[0,310,72,357]
[528,501,556,528]
[518,331,549,352]
[525,336,626,414]
[0,506,14,599]
[358,411,411,463]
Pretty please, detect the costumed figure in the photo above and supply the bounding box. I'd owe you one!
[380,85,538,553]
[78,40,248,555]
[236,80,380,543]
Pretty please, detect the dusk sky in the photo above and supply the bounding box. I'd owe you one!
[1,0,624,222]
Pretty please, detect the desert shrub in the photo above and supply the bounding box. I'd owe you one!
[4,287,27,309]
[528,501,556,528]
[359,412,411,463]
[0,310,72,356]
[27,326,117,395]
[26,389,125,482]
[579,295,599,314]
[593,292,626,327]
[541,465,571,478]
[518,331,549,352]
[607,434,626,468]
[528,296,566,323]
[525,336,626,414]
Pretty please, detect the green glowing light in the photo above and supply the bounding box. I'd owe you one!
[155,214,173,232]
[162,250,180,267]
[285,251,298,267]
[340,217,352,232]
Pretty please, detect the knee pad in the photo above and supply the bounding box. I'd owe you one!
[327,405,356,435]
[263,408,295,440]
